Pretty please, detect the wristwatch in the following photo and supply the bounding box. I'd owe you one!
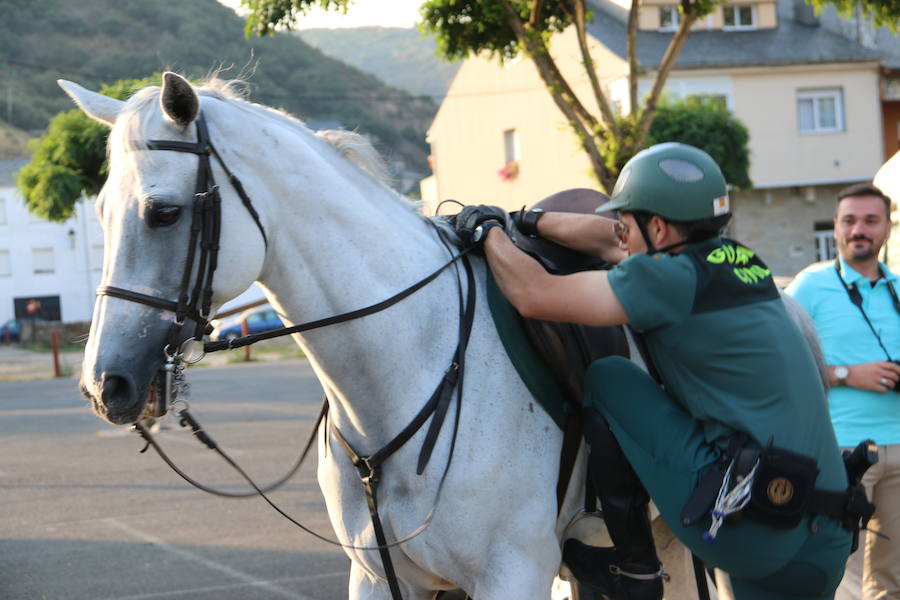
[834,365,849,387]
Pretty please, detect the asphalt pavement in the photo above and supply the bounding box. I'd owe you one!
[0,359,352,600]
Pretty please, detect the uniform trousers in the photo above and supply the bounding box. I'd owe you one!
[836,444,900,600]
[584,356,852,600]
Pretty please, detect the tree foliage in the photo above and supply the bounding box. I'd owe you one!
[242,0,747,192]
[808,0,900,31]
[17,75,161,222]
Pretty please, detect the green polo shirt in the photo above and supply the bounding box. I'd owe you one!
[787,258,900,446]
[607,238,846,492]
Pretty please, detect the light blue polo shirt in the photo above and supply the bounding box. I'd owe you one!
[787,258,900,446]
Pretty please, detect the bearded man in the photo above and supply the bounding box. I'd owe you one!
[788,183,900,600]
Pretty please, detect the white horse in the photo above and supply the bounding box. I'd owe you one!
[64,72,591,599]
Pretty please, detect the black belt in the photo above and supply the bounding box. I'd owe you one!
[682,437,876,536]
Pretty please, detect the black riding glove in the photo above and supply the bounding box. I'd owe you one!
[454,205,509,250]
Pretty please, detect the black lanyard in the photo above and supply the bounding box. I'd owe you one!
[834,259,900,361]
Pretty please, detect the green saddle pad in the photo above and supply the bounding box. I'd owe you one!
[485,270,573,430]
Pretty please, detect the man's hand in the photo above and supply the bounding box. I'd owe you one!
[454,205,509,250]
[843,361,900,392]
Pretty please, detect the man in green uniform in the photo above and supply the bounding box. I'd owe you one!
[454,143,865,599]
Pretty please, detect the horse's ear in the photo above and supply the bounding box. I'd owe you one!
[160,72,199,129]
[57,80,123,128]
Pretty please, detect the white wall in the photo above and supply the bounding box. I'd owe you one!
[729,63,883,186]
[0,184,104,324]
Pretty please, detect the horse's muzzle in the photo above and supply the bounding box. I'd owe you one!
[81,371,145,425]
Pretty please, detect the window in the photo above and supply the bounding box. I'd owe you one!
[32,248,54,274]
[503,129,520,163]
[500,129,521,181]
[797,89,844,134]
[0,198,6,226]
[723,4,755,29]
[814,222,836,261]
[0,250,10,277]
[659,6,681,30]
[90,244,104,272]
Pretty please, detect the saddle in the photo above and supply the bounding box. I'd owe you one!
[508,188,631,401]
[502,188,640,513]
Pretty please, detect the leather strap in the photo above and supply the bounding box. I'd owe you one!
[204,248,472,352]
[329,253,476,600]
[518,207,545,237]
[97,285,180,314]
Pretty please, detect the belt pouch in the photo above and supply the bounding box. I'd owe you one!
[749,445,819,529]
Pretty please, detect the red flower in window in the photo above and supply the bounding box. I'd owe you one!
[498,161,519,181]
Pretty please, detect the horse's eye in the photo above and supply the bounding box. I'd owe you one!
[148,205,182,228]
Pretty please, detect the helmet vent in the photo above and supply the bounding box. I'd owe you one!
[659,158,704,183]
[612,167,631,197]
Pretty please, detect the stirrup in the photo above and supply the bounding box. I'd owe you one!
[609,564,670,582]
[563,540,666,600]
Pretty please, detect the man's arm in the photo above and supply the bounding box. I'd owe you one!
[532,212,627,265]
[829,361,900,392]
[787,271,900,393]
[483,227,629,327]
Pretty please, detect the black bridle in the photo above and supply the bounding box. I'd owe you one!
[97,113,267,356]
[96,113,268,415]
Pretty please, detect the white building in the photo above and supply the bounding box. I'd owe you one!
[0,158,104,325]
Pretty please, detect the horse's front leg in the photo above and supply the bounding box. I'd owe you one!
[466,538,560,599]
[348,560,436,600]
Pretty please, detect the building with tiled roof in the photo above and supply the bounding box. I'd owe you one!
[424,0,894,276]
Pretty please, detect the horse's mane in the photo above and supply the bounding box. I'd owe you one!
[110,77,394,189]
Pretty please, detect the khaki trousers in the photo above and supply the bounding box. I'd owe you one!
[837,444,900,600]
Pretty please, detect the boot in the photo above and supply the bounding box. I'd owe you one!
[563,407,664,600]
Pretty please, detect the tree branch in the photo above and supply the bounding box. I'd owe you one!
[573,0,620,138]
[529,0,546,28]
[499,1,603,139]
[627,0,640,117]
[498,0,614,189]
[634,7,698,148]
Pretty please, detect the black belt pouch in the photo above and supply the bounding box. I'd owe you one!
[749,445,820,529]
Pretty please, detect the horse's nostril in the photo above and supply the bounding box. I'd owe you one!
[102,374,127,400]
[100,373,137,409]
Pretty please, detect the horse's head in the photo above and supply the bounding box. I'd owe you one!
[61,73,268,424]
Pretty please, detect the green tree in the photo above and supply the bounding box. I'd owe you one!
[17,74,166,222]
[242,0,731,191]
[808,0,900,31]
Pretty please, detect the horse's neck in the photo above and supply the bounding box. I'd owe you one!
[244,126,459,446]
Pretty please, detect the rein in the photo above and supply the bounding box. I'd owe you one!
[107,110,477,600]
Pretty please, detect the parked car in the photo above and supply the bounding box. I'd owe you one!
[212,308,284,341]
[1,319,20,342]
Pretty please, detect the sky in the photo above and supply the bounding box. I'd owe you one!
[218,0,423,29]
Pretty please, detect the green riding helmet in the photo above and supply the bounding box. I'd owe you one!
[597,142,730,222]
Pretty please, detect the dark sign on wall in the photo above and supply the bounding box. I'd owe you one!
[13,295,61,321]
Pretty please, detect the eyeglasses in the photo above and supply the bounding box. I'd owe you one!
[613,220,629,244]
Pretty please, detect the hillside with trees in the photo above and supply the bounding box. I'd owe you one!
[298,27,460,100]
[0,0,436,171]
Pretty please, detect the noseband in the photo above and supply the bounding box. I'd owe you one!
[96,112,267,414]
